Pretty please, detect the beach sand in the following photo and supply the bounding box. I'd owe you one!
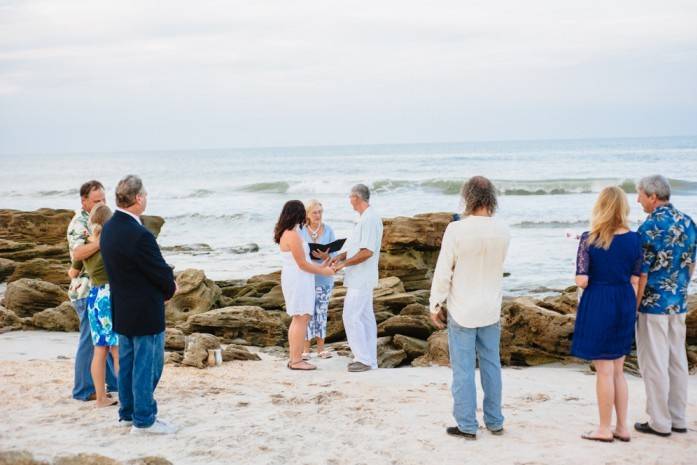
[0,331,694,465]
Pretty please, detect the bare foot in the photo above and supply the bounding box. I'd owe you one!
[612,428,631,442]
[581,429,614,442]
[95,398,118,408]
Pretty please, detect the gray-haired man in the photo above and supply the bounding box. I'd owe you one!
[332,184,384,372]
[635,175,696,437]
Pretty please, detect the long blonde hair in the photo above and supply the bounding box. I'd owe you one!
[88,204,113,238]
[589,186,630,249]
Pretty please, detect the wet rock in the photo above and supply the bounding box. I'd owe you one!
[378,314,435,340]
[222,344,261,361]
[165,328,186,351]
[220,243,260,254]
[180,306,288,347]
[181,332,221,369]
[8,258,70,287]
[161,243,213,254]
[31,301,79,331]
[2,278,69,317]
[165,269,222,325]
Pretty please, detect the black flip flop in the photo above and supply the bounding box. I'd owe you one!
[613,433,631,442]
[287,361,317,371]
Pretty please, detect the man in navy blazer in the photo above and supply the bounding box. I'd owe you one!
[100,175,178,435]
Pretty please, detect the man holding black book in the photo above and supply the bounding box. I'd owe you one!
[331,184,384,372]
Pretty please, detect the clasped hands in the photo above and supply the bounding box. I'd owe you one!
[312,249,348,273]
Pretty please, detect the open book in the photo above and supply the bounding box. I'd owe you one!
[308,238,346,255]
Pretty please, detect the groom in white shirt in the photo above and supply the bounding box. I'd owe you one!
[332,184,384,372]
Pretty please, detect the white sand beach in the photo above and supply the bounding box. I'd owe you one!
[0,331,694,465]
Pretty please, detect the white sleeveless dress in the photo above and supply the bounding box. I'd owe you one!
[281,239,315,316]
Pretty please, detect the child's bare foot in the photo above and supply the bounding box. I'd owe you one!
[95,398,118,408]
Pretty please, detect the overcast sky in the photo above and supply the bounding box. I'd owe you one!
[1,0,696,154]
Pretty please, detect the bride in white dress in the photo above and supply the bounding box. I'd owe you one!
[274,200,334,370]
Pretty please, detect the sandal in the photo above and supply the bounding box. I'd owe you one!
[581,432,614,443]
[287,361,317,371]
[318,351,333,359]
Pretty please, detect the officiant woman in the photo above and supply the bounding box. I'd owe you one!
[299,199,337,359]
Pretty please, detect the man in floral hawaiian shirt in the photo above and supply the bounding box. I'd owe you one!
[635,175,697,437]
[67,180,117,401]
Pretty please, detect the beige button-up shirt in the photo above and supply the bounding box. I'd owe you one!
[429,215,510,328]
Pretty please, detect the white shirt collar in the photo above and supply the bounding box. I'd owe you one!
[116,207,143,225]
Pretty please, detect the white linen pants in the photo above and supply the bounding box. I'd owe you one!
[636,312,688,433]
[343,287,378,369]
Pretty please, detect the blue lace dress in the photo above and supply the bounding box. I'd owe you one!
[570,231,642,360]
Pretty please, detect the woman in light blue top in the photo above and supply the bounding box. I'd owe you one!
[299,199,336,359]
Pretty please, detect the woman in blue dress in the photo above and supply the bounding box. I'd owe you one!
[299,199,336,359]
[572,186,642,443]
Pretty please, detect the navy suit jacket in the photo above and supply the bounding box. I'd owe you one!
[100,210,176,336]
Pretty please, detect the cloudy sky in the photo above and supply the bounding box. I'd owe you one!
[1,0,696,154]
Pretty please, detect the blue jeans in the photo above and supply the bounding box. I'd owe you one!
[447,317,504,434]
[72,298,118,401]
[118,332,165,428]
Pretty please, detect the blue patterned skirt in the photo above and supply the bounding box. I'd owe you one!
[86,284,119,347]
[306,285,332,340]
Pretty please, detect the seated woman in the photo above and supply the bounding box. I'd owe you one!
[274,200,334,371]
[83,204,120,407]
[572,186,642,442]
[299,199,336,360]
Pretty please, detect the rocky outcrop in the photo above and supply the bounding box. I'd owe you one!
[180,306,288,346]
[393,334,428,359]
[181,333,221,369]
[2,278,69,317]
[376,336,408,368]
[8,258,70,287]
[379,213,452,291]
[686,294,697,345]
[31,301,79,332]
[0,239,68,263]
[0,209,75,245]
[165,269,222,324]
[500,297,576,366]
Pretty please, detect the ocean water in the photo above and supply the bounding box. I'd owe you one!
[2,136,697,296]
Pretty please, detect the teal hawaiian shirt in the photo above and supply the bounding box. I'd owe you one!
[638,203,697,315]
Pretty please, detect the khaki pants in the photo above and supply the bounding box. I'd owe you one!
[636,313,689,433]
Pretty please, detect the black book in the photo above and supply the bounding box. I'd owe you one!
[308,238,346,255]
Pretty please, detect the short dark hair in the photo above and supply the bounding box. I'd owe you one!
[460,176,498,215]
[79,180,104,199]
[274,200,306,244]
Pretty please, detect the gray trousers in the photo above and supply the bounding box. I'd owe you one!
[636,313,688,433]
